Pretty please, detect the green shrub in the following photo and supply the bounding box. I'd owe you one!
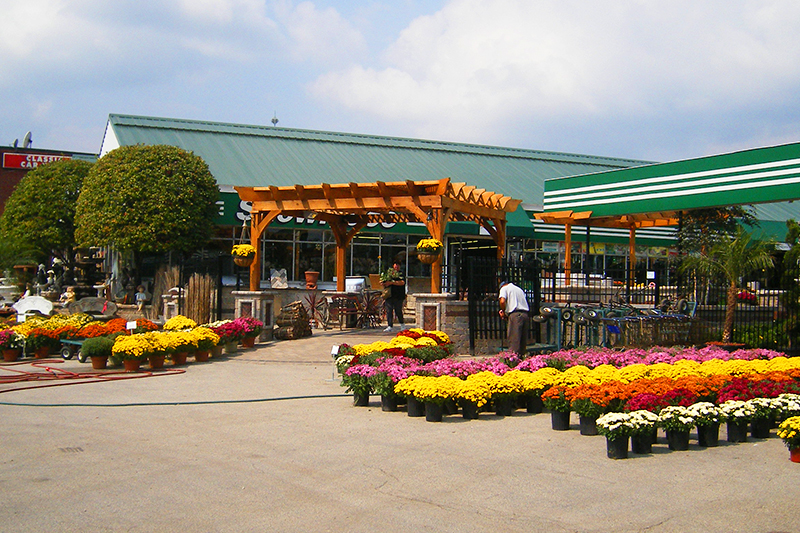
[81,336,115,358]
[405,345,450,363]
[358,351,383,367]
[732,323,788,350]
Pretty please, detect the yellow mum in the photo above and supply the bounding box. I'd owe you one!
[414,337,438,347]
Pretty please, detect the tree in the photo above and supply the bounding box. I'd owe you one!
[75,145,219,253]
[680,227,774,343]
[677,206,757,254]
[780,219,800,349]
[0,159,93,267]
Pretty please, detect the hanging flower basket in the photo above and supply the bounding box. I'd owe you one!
[233,255,255,267]
[232,244,256,267]
[416,238,443,264]
[417,251,440,264]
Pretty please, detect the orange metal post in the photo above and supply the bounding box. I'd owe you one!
[564,223,572,287]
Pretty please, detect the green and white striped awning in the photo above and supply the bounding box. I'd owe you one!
[542,141,800,219]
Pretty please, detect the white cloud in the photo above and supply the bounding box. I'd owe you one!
[309,0,800,151]
[178,0,250,23]
[273,1,366,64]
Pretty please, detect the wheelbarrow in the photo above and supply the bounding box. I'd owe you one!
[60,339,88,363]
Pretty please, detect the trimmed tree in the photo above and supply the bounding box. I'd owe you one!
[75,145,219,253]
[0,159,94,267]
[677,206,757,255]
[781,219,800,350]
[680,227,774,343]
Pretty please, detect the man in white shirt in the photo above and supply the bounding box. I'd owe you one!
[498,280,530,355]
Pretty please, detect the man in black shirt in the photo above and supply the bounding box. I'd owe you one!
[382,261,406,332]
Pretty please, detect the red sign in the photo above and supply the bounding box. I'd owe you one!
[2,153,71,169]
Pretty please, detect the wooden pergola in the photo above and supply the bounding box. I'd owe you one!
[235,178,521,293]
[534,210,679,285]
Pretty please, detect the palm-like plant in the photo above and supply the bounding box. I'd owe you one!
[680,228,774,343]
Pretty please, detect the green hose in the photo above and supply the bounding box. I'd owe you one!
[0,393,353,408]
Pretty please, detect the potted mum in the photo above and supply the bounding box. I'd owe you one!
[232,244,256,267]
[775,393,800,421]
[111,334,150,372]
[416,238,443,264]
[192,327,219,362]
[213,320,246,353]
[398,375,461,422]
[568,384,626,436]
[394,375,427,418]
[164,315,198,331]
[777,416,800,463]
[628,410,660,454]
[343,364,377,407]
[167,331,198,365]
[657,405,696,451]
[142,331,170,368]
[370,370,400,412]
[490,371,524,417]
[745,397,778,439]
[81,336,115,370]
[456,374,492,420]
[234,316,263,347]
[719,399,755,443]
[542,386,571,430]
[686,402,722,447]
[0,329,24,361]
[597,412,634,459]
[25,327,61,358]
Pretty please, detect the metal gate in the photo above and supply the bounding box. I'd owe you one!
[466,256,541,353]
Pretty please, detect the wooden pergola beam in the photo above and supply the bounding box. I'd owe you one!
[236,178,520,294]
[534,208,680,287]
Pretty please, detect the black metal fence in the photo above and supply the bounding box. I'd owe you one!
[534,263,799,354]
[462,257,541,353]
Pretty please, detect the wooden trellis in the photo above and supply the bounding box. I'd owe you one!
[533,210,680,286]
[235,178,521,293]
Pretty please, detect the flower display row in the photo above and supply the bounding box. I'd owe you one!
[516,345,783,372]
[595,394,800,458]
[111,327,221,361]
[338,329,452,398]
[0,314,160,356]
[207,317,263,344]
[345,352,800,414]
[336,326,800,412]
[338,329,800,461]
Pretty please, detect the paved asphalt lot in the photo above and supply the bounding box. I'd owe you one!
[1,328,798,533]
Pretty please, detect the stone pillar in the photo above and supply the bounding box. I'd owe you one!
[414,293,504,356]
[232,291,275,341]
[161,294,180,321]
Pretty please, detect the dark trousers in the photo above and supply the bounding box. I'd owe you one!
[385,298,404,327]
[507,311,529,355]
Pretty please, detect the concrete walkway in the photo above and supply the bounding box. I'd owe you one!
[0,328,797,532]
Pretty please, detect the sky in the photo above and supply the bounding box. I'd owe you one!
[3,0,800,163]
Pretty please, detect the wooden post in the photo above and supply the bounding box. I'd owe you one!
[564,223,572,287]
[324,215,367,292]
[336,244,347,292]
[234,181,520,298]
[629,227,636,286]
[249,214,261,292]
[424,208,449,294]
[248,210,281,292]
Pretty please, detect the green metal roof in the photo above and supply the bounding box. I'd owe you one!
[103,114,648,209]
[102,114,800,244]
[543,142,800,217]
